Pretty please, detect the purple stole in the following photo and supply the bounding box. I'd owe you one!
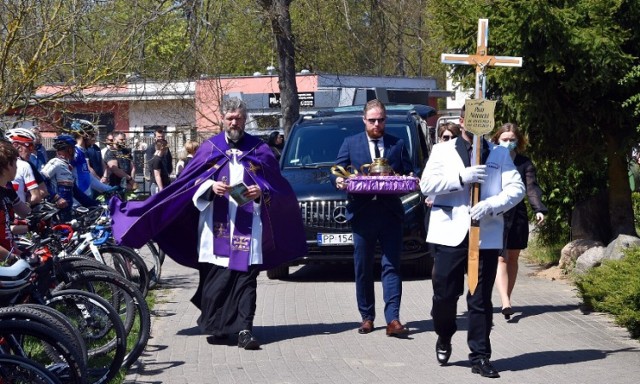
[210,149,256,272]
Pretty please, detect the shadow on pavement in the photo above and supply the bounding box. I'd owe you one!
[438,348,634,372]
[498,348,615,371]
[129,359,185,379]
[157,275,196,289]
[256,321,360,344]
[279,263,429,283]
[500,303,581,323]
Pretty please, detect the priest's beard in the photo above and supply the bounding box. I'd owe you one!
[226,127,244,142]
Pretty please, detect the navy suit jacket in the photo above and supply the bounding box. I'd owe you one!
[332,132,413,220]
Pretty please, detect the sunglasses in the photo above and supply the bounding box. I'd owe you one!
[366,118,386,124]
[440,135,455,142]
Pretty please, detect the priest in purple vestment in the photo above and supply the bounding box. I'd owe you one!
[110,97,307,350]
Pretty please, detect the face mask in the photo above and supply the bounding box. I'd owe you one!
[499,140,517,151]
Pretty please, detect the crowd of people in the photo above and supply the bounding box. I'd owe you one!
[1,98,547,379]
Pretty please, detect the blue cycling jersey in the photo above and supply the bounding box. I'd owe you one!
[73,146,91,193]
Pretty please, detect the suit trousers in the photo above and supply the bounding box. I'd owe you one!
[431,238,499,363]
[351,201,403,323]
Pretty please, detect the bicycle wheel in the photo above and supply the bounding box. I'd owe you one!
[0,305,87,367]
[0,319,87,384]
[135,241,162,289]
[157,242,166,265]
[53,269,151,370]
[57,256,119,274]
[84,245,150,297]
[0,354,63,384]
[55,258,134,329]
[47,290,126,384]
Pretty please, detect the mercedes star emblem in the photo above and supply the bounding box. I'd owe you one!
[333,206,348,224]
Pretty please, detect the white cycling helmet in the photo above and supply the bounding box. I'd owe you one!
[6,128,36,144]
[68,119,96,137]
[0,259,33,291]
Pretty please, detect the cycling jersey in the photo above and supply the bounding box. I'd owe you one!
[11,158,38,203]
[42,157,74,200]
[73,145,91,193]
[0,186,17,252]
[41,156,98,222]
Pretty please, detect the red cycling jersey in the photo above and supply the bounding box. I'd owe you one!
[0,185,17,252]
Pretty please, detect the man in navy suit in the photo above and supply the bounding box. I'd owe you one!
[332,99,413,337]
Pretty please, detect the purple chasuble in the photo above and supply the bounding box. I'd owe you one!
[109,132,307,272]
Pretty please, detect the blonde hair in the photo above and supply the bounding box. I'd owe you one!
[184,140,200,155]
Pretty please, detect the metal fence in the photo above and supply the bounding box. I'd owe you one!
[42,133,194,175]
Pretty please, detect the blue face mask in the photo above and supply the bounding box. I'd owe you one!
[499,140,517,151]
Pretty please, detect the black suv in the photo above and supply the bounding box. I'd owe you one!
[267,104,435,279]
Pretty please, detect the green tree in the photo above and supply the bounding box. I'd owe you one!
[0,0,187,122]
[290,0,442,78]
[431,0,640,243]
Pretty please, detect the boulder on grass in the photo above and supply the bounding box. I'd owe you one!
[559,239,604,272]
[602,234,640,262]
[574,246,606,275]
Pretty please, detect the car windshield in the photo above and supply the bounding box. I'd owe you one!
[283,120,414,167]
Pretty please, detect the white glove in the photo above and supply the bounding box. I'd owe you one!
[470,200,493,221]
[459,165,487,184]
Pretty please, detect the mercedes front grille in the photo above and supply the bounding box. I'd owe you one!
[299,200,350,230]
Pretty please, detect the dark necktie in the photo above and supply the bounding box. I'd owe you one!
[373,139,380,158]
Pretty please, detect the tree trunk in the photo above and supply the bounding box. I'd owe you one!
[605,132,638,239]
[260,0,299,136]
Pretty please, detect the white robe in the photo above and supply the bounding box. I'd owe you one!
[192,150,263,267]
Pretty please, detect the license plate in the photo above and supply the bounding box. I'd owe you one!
[317,233,353,246]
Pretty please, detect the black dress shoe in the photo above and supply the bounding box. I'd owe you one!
[471,358,500,378]
[502,307,514,320]
[213,332,228,340]
[206,333,229,344]
[237,330,260,350]
[435,337,452,365]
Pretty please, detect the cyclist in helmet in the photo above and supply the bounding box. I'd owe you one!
[41,134,98,222]
[67,119,111,198]
[6,127,48,208]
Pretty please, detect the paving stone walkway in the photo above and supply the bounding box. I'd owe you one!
[125,256,640,384]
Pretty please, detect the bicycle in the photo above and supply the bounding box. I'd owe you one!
[95,188,164,289]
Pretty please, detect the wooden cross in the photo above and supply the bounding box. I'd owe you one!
[440,19,522,295]
[441,19,522,99]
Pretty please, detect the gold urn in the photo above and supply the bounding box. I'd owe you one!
[360,158,394,176]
